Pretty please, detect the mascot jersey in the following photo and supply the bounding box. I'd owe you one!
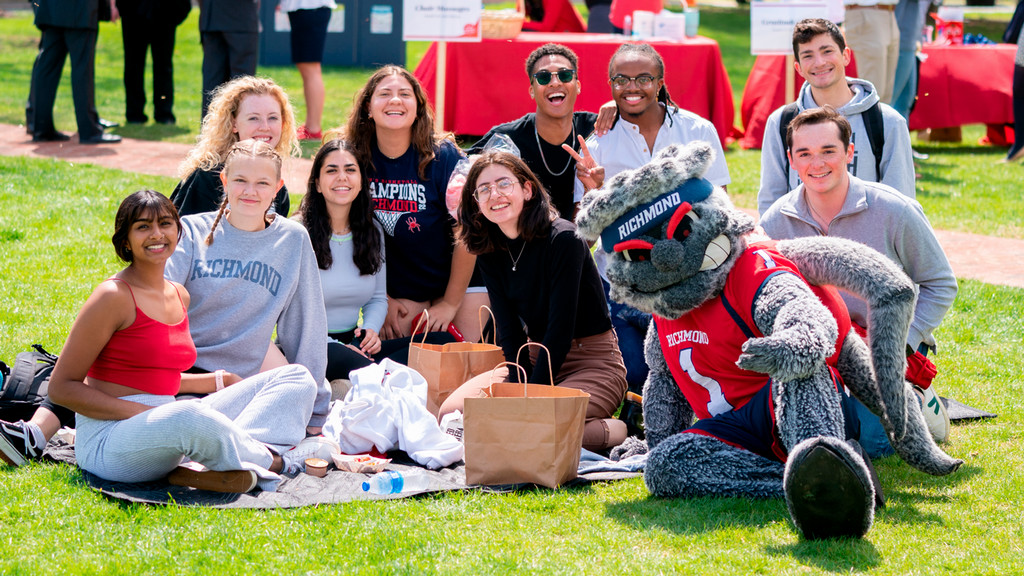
[654,240,850,420]
[368,140,462,302]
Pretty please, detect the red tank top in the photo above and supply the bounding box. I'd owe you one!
[87,279,197,395]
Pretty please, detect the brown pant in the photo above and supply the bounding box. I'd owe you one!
[529,330,628,449]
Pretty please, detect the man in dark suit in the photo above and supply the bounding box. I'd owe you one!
[200,0,260,119]
[28,0,122,144]
[116,0,191,125]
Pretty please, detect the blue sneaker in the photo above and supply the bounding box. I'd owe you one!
[0,420,41,467]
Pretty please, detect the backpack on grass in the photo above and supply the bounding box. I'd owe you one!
[0,344,58,422]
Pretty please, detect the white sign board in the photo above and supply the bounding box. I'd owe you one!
[750,2,829,55]
[403,0,482,42]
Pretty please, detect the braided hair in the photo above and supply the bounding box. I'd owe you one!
[609,43,680,119]
[205,139,283,245]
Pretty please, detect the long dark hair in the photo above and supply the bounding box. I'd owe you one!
[342,65,453,181]
[112,190,181,263]
[299,139,383,275]
[457,151,556,255]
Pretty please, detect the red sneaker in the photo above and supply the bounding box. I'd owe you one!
[297,125,323,141]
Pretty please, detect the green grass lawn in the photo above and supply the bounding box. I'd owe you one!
[2,8,1024,573]
[2,127,1023,576]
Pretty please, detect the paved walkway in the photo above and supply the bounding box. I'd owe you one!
[2,122,1022,288]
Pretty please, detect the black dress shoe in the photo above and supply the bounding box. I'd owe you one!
[155,116,176,125]
[32,131,71,142]
[98,118,120,129]
[80,133,122,145]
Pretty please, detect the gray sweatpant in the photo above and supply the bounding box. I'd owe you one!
[74,364,316,491]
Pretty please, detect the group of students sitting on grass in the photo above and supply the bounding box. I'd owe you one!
[1,25,957,494]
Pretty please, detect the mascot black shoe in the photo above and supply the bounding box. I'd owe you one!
[577,142,961,540]
[784,437,874,540]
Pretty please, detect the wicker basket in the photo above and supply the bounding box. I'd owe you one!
[482,9,525,40]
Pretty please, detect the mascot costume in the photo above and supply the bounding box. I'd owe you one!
[575,142,961,540]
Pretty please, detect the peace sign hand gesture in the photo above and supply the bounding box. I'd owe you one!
[562,135,605,193]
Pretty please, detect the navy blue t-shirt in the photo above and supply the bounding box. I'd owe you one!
[368,140,463,301]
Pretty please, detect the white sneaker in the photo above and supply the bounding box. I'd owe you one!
[282,436,341,474]
[914,385,951,443]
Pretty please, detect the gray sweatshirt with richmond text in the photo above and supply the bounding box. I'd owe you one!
[166,212,331,426]
[757,77,916,215]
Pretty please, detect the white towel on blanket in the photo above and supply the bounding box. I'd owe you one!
[322,359,464,469]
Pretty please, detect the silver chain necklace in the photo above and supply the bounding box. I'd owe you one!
[508,242,526,272]
[534,121,576,177]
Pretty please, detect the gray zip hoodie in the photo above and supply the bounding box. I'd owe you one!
[757,77,916,215]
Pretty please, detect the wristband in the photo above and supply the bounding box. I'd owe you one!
[215,369,225,392]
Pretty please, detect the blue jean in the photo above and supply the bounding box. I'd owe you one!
[603,280,649,394]
[855,343,930,458]
[892,49,917,121]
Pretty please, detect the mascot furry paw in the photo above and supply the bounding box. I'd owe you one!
[575,142,961,540]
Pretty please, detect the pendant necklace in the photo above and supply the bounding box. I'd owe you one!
[534,121,575,177]
[508,242,526,272]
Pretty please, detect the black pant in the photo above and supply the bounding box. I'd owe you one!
[1009,64,1024,159]
[200,30,258,118]
[326,331,457,382]
[29,25,102,140]
[121,13,178,123]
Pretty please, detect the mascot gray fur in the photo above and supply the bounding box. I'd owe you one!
[575,142,961,540]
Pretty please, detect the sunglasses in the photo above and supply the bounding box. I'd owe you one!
[532,69,577,86]
[610,74,661,89]
[612,202,697,262]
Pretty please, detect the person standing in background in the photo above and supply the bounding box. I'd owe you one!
[843,0,900,104]
[116,0,191,125]
[891,0,930,121]
[1005,20,1024,162]
[281,0,335,141]
[28,0,122,144]
[200,0,259,119]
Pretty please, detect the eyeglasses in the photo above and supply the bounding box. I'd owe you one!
[532,69,577,86]
[473,177,517,203]
[610,74,662,89]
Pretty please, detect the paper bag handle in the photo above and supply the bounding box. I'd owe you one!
[478,305,498,346]
[486,361,529,398]
[516,342,554,387]
[411,309,430,345]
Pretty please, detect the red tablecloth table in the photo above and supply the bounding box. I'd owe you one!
[413,32,735,147]
[737,44,1015,149]
[909,44,1015,131]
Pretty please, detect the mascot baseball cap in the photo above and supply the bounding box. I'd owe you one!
[600,178,713,252]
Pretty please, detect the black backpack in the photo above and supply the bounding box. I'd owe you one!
[779,101,884,181]
[0,344,58,422]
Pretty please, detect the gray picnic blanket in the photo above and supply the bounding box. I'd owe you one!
[43,441,642,509]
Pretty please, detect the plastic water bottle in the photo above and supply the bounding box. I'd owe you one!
[362,470,430,494]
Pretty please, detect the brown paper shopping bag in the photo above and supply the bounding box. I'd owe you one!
[463,344,590,488]
[407,308,505,417]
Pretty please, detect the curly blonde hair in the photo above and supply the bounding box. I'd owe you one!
[178,76,300,179]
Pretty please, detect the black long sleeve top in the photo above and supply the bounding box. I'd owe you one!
[477,218,611,384]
